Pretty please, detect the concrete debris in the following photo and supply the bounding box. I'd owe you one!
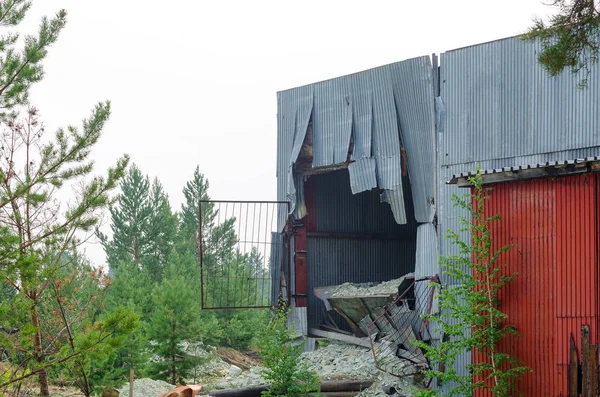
[330,275,413,298]
[119,378,175,397]
[211,366,266,389]
[228,365,242,377]
[208,342,422,396]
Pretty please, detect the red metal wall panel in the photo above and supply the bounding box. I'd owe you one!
[472,174,597,397]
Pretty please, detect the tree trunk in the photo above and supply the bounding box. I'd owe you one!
[31,300,50,397]
[129,366,134,397]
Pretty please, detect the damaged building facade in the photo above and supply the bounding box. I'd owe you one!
[275,35,600,396]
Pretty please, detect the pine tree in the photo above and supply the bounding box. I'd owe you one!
[524,0,600,86]
[180,166,216,253]
[145,178,178,281]
[146,249,203,384]
[0,1,66,121]
[0,4,135,395]
[100,164,151,272]
[96,260,151,391]
[0,104,129,396]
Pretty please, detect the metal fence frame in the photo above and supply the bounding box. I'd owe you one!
[199,200,290,310]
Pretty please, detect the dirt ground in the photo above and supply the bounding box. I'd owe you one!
[214,347,262,369]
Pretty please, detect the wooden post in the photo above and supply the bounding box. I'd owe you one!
[582,324,591,397]
[569,334,579,397]
[129,366,134,397]
[591,344,598,397]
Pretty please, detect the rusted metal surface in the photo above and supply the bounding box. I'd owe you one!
[472,174,598,396]
[159,384,203,397]
[568,334,578,397]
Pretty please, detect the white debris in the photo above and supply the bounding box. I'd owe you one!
[118,378,174,397]
[228,365,242,377]
[330,275,413,298]
[209,342,422,396]
[211,366,266,389]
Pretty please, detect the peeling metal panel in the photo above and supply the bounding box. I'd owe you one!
[415,223,439,280]
[440,36,600,168]
[380,188,407,225]
[348,158,377,194]
[312,77,352,167]
[277,90,296,231]
[313,170,417,234]
[390,57,437,223]
[277,57,439,227]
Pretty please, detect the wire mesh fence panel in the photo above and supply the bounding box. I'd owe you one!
[365,276,442,381]
[200,200,289,309]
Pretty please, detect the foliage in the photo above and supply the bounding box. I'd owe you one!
[99,164,152,271]
[90,260,152,390]
[0,1,66,121]
[258,306,319,397]
[523,0,600,86]
[145,249,204,384]
[414,174,529,397]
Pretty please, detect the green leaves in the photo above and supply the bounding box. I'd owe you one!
[258,307,319,397]
[415,173,529,397]
[523,0,600,87]
[0,4,66,120]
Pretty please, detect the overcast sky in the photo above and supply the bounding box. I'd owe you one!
[21,0,553,267]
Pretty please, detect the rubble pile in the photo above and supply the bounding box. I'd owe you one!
[209,366,266,389]
[330,276,411,298]
[208,343,420,396]
[119,378,174,397]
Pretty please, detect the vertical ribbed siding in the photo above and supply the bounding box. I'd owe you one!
[390,57,437,223]
[312,77,352,167]
[277,56,439,228]
[313,170,417,234]
[306,237,417,331]
[440,36,600,167]
[306,169,418,330]
[415,223,439,280]
[471,174,597,397]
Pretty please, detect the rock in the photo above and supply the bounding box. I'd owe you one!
[229,365,242,377]
[102,388,119,397]
[119,378,174,397]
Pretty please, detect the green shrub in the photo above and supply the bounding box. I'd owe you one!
[258,306,319,397]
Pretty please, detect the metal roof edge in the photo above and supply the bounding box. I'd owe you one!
[276,55,433,94]
[447,157,600,187]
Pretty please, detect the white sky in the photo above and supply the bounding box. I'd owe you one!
[20,0,553,267]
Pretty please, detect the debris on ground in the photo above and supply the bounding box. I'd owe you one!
[207,342,421,396]
[119,378,175,397]
[215,347,262,369]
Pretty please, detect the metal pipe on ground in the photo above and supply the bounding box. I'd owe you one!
[201,380,374,397]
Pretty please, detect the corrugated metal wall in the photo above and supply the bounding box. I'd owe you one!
[440,36,600,168]
[306,169,418,330]
[472,174,598,397]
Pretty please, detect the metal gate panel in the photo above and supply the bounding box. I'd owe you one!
[199,200,290,309]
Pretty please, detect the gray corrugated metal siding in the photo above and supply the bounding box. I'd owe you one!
[277,56,439,229]
[307,237,417,331]
[440,36,600,168]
